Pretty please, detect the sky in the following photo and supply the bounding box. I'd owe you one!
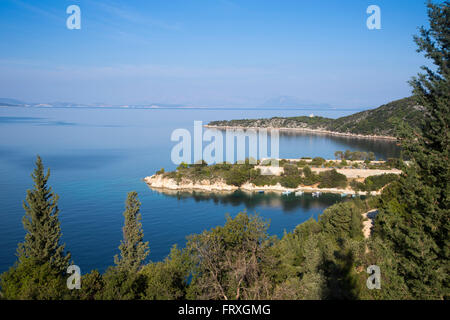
[0,0,439,108]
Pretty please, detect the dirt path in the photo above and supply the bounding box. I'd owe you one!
[362,209,378,239]
[312,168,402,179]
[254,165,402,179]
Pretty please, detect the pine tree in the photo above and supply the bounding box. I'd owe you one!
[17,155,70,272]
[298,235,326,299]
[114,191,149,272]
[375,1,449,299]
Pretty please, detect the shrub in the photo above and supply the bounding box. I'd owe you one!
[303,165,312,177]
[216,162,232,171]
[364,174,399,191]
[283,164,299,176]
[252,174,279,187]
[350,180,365,192]
[225,166,251,186]
[0,258,70,300]
[350,174,399,192]
[385,158,404,169]
[142,246,188,300]
[319,199,368,239]
[177,162,188,170]
[310,157,326,167]
[280,175,302,188]
[185,212,272,300]
[303,174,321,186]
[297,160,308,167]
[318,169,347,189]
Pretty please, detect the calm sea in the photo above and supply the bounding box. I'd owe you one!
[0,106,400,273]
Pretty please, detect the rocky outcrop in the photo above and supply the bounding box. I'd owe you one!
[144,175,238,192]
[144,174,380,196]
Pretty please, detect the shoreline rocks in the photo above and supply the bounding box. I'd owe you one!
[144,174,379,196]
[203,125,398,141]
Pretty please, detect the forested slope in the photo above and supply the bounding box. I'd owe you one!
[209,97,423,137]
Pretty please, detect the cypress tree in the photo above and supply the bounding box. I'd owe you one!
[114,191,149,272]
[375,1,449,299]
[17,155,70,272]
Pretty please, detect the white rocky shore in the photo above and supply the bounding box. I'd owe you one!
[204,125,398,141]
[144,174,379,196]
[144,175,238,192]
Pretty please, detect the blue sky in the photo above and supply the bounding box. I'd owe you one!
[0,0,438,108]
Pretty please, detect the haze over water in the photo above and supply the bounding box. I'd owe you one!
[0,106,400,273]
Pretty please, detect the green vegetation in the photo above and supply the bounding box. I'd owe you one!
[114,191,149,273]
[0,155,374,300]
[166,159,327,189]
[157,155,403,191]
[318,169,348,189]
[209,98,423,138]
[350,174,399,192]
[310,157,326,166]
[1,2,447,301]
[369,1,450,299]
[0,156,71,299]
[335,150,376,161]
[279,164,303,188]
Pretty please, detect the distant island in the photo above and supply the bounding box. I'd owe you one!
[207,97,423,139]
[145,155,403,196]
[0,97,184,109]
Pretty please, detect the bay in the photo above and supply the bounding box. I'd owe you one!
[0,106,400,273]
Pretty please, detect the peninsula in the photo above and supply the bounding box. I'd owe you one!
[206,97,423,140]
[145,156,402,196]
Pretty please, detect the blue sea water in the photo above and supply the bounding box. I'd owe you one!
[0,106,400,274]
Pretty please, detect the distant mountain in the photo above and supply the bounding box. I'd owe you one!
[46,101,83,107]
[132,103,183,108]
[208,97,423,138]
[262,95,331,108]
[0,98,185,108]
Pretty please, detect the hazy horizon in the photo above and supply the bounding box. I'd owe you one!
[0,0,437,108]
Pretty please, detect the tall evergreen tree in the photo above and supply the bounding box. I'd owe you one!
[114,191,149,272]
[374,1,449,299]
[1,156,71,299]
[17,155,70,272]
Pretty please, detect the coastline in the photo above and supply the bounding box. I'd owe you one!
[204,125,398,141]
[144,175,379,196]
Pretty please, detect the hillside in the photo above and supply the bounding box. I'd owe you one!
[208,97,423,138]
